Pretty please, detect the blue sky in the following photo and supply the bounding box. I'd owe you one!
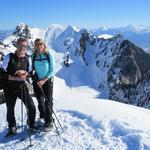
[0,0,149,30]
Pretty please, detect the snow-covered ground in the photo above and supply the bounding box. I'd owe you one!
[97,34,113,39]
[0,76,150,150]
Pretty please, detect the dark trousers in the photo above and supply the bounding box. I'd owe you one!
[33,78,53,124]
[4,84,36,128]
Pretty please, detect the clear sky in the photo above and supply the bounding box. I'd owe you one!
[0,0,149,30]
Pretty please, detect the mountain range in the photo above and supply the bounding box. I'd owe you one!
[0,23,150,109]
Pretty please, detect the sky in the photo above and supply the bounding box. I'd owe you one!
[0,0,150,30]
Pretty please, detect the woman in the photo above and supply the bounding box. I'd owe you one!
[32,39,55,131]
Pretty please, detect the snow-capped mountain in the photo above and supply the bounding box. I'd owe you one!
[144,47,150,54]
[122,24,150,33]
[90,24,150,49]
[0,23,46,56]
[91,24,150,35]
[50,28,150,108]
[45,24,68,48]
[0,30,13,41]
[1,23,150,109]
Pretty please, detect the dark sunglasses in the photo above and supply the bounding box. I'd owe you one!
[17,44,29,48]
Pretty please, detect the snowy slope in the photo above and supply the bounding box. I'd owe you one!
[0,76,150,150]
[30,27,46,41]
[45,24,68,49]
[0,30,13,41]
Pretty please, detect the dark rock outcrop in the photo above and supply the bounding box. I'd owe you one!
[107,40,150,107]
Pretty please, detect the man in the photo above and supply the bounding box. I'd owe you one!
[1,38,36,136]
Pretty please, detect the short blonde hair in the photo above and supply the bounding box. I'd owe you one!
[34,38,48,53]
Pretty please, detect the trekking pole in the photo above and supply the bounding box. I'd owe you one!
[40,87,60,134]
[40,87,64,131]
[23,83,33,147]
[20,86,24,141]
[52,118,60,135]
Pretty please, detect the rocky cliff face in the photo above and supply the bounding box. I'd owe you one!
[12,23,32,39]
[107,40,150,107]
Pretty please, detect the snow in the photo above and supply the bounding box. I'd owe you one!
[97,34,113,39]
[30,27,46,41]
[123,24,150,33]
[2,35,16,54]
[91,24,150,34]
[45,24,68,48]
[90,24,150,49]
[144,48,150,54]
[0,76,150,149]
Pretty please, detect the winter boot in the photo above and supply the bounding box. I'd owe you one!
[5,127,17,137]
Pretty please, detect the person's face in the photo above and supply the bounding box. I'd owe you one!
[35,43,45,53]
[17,41,28,57]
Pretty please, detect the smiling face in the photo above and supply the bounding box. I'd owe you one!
[35,43,45,53]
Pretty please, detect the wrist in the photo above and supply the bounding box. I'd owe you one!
[44,77,48,82]
[8,75,13,80]
[9,75,16,80]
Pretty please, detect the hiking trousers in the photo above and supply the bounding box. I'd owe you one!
[4,83,36,128]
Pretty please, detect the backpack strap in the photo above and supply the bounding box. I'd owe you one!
[7,53,15,70]
[46,52,50,64]
[32,52,36,71]
[25,55,30,72]
[9,53,15,62]
[32,52,50,71]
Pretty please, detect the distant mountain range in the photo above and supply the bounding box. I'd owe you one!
[90,24,150,51]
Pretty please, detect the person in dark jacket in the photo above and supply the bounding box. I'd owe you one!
[1,38,36,136]
[32,39,55,132]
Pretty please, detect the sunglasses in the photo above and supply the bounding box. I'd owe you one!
[17,44,29,48]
